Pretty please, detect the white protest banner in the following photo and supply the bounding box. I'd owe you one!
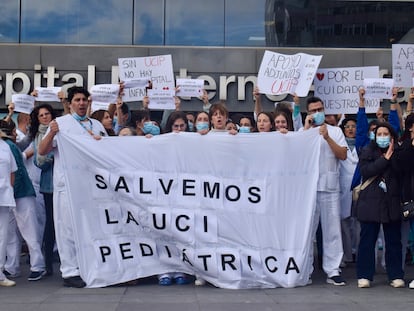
[123,78,149,89]
[118,55,175,102]
[363,78,394,100]
[90,84,119,104]
[11,94,35,114]
[257,50,322,97]
[313,66,380,114]
[392,44,414,87]
[147,89,175,110]
[176,79,204,97]
[35,87,61,102]
[91,101,111,112]
[57,130,321,289]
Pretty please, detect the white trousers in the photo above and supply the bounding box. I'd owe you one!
[33,183,46,242]
[309,191,344,278]
[5,196,45,273]
[0,206,10,281]
[54,190,80,278]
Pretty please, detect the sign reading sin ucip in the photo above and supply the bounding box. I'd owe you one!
[118,55,175,102]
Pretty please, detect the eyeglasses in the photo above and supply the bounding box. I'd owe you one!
[344,125,356,129]
[38,112,51,117]
[173,123,186,129]
[308,107,324,114]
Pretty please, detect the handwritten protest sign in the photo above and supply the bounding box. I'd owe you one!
[123,78,149,89]
[90,84,119,103]
[392,44,414,87]
[35,87,61,102]
[147,89,175,110]
[314,66,380,114]
[176,79,204,97]
[363,78,394,99]
[257,51,322,97]
[118,55,174,102]
[11,94,35,114]
[90,84,120,112]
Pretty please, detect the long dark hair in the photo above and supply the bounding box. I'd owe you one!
[373,121,398,148]
[164,111,189,133]
[29,104,56,139]
[400,113,414,142]
[90,109,115,136]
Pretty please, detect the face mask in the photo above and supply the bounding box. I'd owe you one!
[196,122,209,131]
[312,111,325,126]
[142,122,160,136]
[112,116,118,126]
[369,131,375,141]
[376,136,390,148]
[72,112,87,121]
[239,126,251,133]
[188,121,194,132]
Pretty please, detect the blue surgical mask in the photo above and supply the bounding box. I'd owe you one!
[188,121,194,132]
[239,126,251,133]
[112,116,118,127]
[143,121,160,136]
[72,112,87,121]
[196,122,209,132]
[376,136,390,148]
[369,131,375,141]
[312,111,325,126]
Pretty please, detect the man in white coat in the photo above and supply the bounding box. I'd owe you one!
[303,96,348,286]
[38,86,107,288]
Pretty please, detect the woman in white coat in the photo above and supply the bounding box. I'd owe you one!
[339,118,359,265]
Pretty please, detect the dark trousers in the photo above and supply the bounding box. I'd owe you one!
[43,193,56,271]
[357,221,403,281]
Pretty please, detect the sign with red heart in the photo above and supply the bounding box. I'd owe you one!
[316,73,324,81]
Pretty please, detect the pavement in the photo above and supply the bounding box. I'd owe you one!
[2,256,414,311]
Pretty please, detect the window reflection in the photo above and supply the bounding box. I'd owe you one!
[165,0,224,46]
[0,2,19,43]
[134,0,164,45]
[225,0,265,47]
[264,0,414,48]
[20,0,133,44]
[5,0,414,47]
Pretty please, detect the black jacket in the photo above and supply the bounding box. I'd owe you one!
[355,142,401,223]
[393,138,414,203]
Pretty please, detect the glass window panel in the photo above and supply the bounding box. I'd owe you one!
[225,0,265,47]
[264,0,414,48]
[0,1,19,43]
[20,0,133,44]
[165,0,224,46]
[134,0,164,45]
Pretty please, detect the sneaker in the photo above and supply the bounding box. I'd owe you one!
[195,278,206,286]
[63,276,86,288]
[326,275,346,286]
[409,280,414,289]
[0,278,16,287]
[390,279,405,288]
[28,270,46,281]
[174,276,189,285]
[357,278,370,288]
[3,270,21,278]
[158,277,172,286]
